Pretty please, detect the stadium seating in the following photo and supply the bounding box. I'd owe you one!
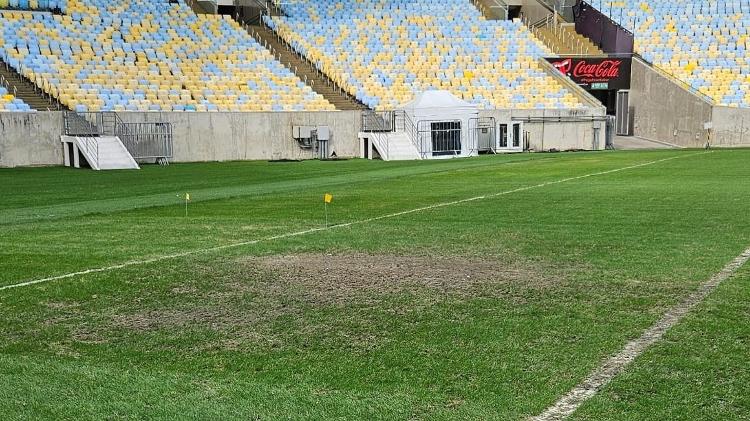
[0,0,66,12]
[0,1,335,112]
[265,0,584,110]
[598,0,750,107]
[0,85,32,111]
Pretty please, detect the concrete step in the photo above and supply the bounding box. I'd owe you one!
[534,25,604,55]
[471,0,507,20]
[0,60,67,111]
[247,24,368,111]
[62,135,139,170]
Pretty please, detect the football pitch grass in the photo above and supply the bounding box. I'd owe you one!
[1,149,749,419]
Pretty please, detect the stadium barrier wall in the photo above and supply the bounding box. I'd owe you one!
[0,109,607,168]
[711,106,750,147]
[574,1,634,54]
[480,107,607,151]
[0,111,363,167]
[0,112,63,167]
[629,58,713,147]
[116,111,363,162]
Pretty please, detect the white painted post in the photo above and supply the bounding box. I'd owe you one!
[73,142,80,168]
[63,141,70,167]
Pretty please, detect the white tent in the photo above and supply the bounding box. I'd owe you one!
[399,90,479,158]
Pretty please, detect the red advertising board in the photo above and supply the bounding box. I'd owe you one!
[546,57,631,90]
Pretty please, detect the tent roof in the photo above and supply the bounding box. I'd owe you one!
[400,90,476,110]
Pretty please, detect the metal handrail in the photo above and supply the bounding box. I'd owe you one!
[253,19,366,108]
[63,111,173,160]
[394,110,420,156]
[77,136,100,169]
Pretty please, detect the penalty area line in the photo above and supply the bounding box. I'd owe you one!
[530,244,750,421]
[0,151,710,293]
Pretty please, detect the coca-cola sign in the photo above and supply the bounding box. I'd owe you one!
[546,57,631,90]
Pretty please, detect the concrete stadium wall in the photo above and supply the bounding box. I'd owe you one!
[711,106,750,147]
[0,112,63,167]
[118,111,362,162]
[629,58,713,147]
[0,111,363,167]
[480,107,607,151]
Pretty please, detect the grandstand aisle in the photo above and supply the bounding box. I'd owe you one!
[0,0,335,112]
[265,0,585,111]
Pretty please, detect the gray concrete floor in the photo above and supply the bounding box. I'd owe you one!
[612,136,678,150]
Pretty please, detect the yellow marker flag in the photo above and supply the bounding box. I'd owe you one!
[324,193,333,204]
[185,193,190,201]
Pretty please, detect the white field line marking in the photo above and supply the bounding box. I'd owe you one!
[531,245,750,421]
[0,152,709,293]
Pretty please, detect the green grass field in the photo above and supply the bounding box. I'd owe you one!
[1,150,749,419]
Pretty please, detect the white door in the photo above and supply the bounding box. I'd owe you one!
[496,122,523,152]
[511,122,523,150]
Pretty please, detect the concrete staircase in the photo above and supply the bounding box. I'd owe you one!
[248,24,368,111]
[531,20,603,55]
[470,0,508,20]
[364,131,422,161]
[62,135,140,170]
[183,0,210,14]
[0,61,66,111]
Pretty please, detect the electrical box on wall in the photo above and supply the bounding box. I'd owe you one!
[292,125,333,159]
[293,126,315,139]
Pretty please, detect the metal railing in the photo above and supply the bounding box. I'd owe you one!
[393,110,419,153]
[63,111,103,136]
[2,60,61,110]
[0,74,17,98]
[63,111,173,161]
[525,12,594,55]
[361,110,395,132]
[77,136,100,169]
[245,19,366,108]
[470,0,508,20]
[117,122,174,160]
[471,117,497,153]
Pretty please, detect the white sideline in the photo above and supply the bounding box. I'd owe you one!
[0,152,709,293]
[531,245,750,421]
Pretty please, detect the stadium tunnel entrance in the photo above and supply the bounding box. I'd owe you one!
[546,56,632,135]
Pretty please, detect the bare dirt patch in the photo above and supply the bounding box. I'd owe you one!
[106,252,562,351]
[239,252,557,306]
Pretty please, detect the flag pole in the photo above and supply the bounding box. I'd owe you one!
[185,196,188,217]
[323,193,332,227]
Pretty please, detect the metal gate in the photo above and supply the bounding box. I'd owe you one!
[605,115,616,149]
[417,120,463,157]
[470,117,496,153]
[616,90,631,136]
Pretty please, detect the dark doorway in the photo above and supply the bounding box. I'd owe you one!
[431,121,462,156]
[508,6,522,20]
[589,89,617,115]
